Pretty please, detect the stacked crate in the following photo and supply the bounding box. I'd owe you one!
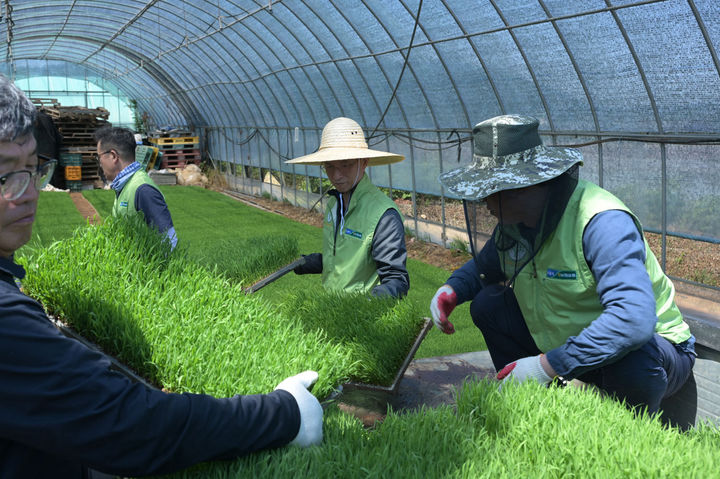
[135,145,160,171]
[34,100,110,188]
[149,136,201,169]
[59,153,83,192]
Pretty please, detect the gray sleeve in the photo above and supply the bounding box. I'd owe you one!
[370,209,410,298]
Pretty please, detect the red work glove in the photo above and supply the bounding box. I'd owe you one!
[497,354,553,386]
[430,284,457,334]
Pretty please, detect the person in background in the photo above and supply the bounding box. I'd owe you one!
[94,126,178,248]
[0,74,323,478]
[287,117,409,298]
[430,114,695,417]
[33,108,64,189]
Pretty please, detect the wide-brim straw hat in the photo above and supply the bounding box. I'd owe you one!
[439,114,583,200]
[285,117,404,166]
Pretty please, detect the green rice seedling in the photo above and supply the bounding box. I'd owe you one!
[278,291,425,385]
[159,380,720,479]
[80,186,484,359]
[191,236,299,287]
[20,216,351,399]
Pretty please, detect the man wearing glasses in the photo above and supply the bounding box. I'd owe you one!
[0,75,323,478]
[286,117,410,298]
[94,126,178,248]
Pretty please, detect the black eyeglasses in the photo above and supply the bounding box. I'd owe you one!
[95,149,113,163]
[0,155,57,201]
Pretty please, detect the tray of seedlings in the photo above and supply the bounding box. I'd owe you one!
[20,215,427,404]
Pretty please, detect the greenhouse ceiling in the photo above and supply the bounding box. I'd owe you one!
[1,0,719,139]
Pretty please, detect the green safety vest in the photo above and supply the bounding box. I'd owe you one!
[497,179,690,352]
[112,169,164,218]
[322,174,402,294]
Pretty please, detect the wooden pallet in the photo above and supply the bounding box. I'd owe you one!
[149,136,199,146]
[154,142,199,151]
[155,147,200,157]
[42,106,110,122]
[31,98,60,108]
[161,149,201,161]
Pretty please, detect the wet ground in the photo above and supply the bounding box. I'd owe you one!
[335,351,497,427]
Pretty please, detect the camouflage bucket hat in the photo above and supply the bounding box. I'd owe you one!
[439,115,583,200]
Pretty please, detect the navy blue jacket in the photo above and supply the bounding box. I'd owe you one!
[134,183,174,234]
[0,257,300,478]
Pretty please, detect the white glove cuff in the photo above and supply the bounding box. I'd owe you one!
[533,355,554,384]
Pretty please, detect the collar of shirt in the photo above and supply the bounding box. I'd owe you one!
[110,161,143,192]
[0,255,26,281]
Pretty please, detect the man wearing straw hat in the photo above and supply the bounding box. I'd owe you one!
[286,117,409,298]
[430,114,695,417]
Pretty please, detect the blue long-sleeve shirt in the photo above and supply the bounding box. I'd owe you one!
[0,257,300,478]
[446,209,674,379]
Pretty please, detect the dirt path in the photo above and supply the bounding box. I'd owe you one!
[69,192,102,225]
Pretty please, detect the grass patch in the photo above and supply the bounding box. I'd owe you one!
[279,291,424,386]
[194,236,299,286]
[19,216,421,395]
[161,380,720,478]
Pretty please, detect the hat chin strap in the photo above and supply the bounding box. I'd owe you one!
[351,163,363,190]
[338,162,364,232]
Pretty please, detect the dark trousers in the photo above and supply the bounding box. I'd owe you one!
[470,284,695,415]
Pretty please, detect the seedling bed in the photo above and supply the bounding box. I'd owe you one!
[21,217,426,399]
[16,190,720,478]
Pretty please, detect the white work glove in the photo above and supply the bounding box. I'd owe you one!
[274,370,323,447]
[429,284,457,334]
[496,355,553,386]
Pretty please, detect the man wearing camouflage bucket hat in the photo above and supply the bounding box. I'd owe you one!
[286,117,409,298]
[430,114,695,419]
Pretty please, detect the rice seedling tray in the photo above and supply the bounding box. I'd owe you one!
[342,317,433,395]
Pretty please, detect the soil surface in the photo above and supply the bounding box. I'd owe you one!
[232,190,720,287]
[69,192,102,225]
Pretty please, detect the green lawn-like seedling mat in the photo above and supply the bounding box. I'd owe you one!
[162,380,720,479]
[80,186,484,358]
[21,216,424,396]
